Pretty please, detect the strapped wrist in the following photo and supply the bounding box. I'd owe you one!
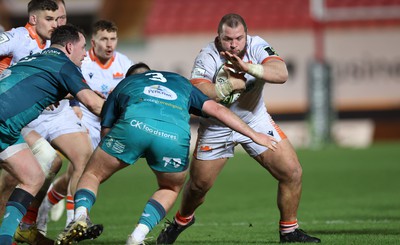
[247,64,264,79]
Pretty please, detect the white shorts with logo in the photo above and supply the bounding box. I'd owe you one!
[193,111,287,160]
[21,106,87,142]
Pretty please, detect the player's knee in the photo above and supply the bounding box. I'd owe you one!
[188,178,212,195]
[31,138,57,176]
[282,162,302,183]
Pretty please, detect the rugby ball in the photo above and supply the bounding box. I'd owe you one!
[215,63,245,105]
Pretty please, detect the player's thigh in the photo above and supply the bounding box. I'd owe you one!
[83,147,127,183]
[145,122,191,173]
[51,131,93,164]
[2,148,45,193]
[255,138,301,180]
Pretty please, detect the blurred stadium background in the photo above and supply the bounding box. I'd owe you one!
[1,0,399,149]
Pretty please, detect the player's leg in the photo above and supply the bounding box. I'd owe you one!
[13,131,61,244]
[255,138,320,243]
[0,170,19,217]
[156,157,227,244]
[55,147,126,244]
[128,170,187,245]
[37,164,70,235]
[0,146,44,245]
[51,131,93,196]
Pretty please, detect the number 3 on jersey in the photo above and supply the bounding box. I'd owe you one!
[146,72,167,83]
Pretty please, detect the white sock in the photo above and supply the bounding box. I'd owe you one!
[131,223,150,243]
[74,207,87,220]
[66,209,75,226]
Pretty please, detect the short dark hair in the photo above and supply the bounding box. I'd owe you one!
[50,24,85,46]
[126,62,150,77]
[217,13,247,35]
[28,0,58,14]
[92,20,118,35]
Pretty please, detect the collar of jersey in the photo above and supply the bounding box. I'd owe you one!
[25,23,46,50]
[89,48,115,69]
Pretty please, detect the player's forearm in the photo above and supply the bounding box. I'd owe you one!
[194,82,223,102]
[204,100,257,139]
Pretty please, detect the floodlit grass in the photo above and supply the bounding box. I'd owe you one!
[46,141,400,244]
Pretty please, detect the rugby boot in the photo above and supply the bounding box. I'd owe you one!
[74,222,103,242]
[156,217,195,244]
[14,224,54,245]
[55,215,88,245]
[280,229,321,243]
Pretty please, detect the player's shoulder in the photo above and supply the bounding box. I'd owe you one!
[0,26,28,44]
[247,35,269,47]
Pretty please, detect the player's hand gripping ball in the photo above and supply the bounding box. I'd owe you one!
[215,62,246,105]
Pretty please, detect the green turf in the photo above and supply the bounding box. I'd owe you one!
[46,141,400,244]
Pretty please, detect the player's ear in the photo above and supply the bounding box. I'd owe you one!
[29,14,37,25]
[66,42,73,54]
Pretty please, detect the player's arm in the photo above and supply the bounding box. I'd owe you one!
[75,89,104,116]
[191,67,245,102]
[202,99,278,150]
[221,51,288,84]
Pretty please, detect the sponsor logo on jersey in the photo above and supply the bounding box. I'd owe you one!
[144,85,177,100]
[113,72,124,79]
[0,33,10,44]
[264,46,278,56]
[89,72,93,79]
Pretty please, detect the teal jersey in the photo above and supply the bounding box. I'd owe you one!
[101,70,210,135]
[0,47,90,149]
[100,70,210,172]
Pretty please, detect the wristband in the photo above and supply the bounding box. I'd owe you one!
[247,64,264,79]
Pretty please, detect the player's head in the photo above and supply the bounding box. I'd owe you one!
[216,13,247,58]
[126,62,151,77]
[28,0,60,41]
[51,24,87,67]
[91,20,118,64]
[54,0,67,26]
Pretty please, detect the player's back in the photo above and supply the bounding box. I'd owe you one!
[0,48,87,130]
[109,70,193,131]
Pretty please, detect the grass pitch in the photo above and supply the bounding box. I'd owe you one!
[46,141,400,244]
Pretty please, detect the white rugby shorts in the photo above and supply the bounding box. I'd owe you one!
[193,112,286,160]
[22,106,87,142]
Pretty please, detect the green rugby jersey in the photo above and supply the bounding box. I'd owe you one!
[101,70,210,135]
[0,47,90,145]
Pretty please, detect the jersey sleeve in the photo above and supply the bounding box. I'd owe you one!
[249,36,282,64]
[59,63,91,96]
[0,30,16,56]
[0,30,17,71]
[189,85,211,116]
[190,47,219,82]
[100,90,127,128]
